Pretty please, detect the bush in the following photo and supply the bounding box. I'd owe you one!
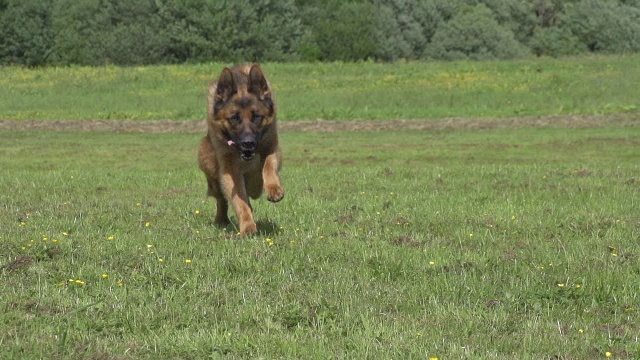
[52,0,166,66]
[303,1,377,61]
[477,0,537,45]
[561,0,640,53]
[529,26,587,57]
[0,0,54,66]
[373,0,444,61]
[427,4,529,60]
[206,0,303,62]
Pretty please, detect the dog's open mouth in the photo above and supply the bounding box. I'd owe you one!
[240,150,255,161]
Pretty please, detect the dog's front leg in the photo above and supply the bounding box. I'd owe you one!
[220,167,257,235]
[263,150,284,203]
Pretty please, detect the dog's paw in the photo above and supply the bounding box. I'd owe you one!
[266,184,285,203]
[239,222,257,236]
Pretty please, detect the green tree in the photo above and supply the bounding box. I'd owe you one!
[562,0,640,53]
[373,0,442,60]
[206,0,303,62]
[301,0,377,61]
[0,0,54,66]
[427,4,528,60]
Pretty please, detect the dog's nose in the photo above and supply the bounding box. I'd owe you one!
[240,140,256,150]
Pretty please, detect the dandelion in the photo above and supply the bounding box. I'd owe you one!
[625,307,634,313]
[612,253,619,257]
[116,280,124,287]
[107,235,115,241]
[62,232,68,236]
[469,233,474,237]
[511,215,517,220]
[193,210,200,215]
[557,283,566,287]
[146,244,153,249]
[158,258,164,262]
[265,238,274,246]
[185,259,192,264]
[52,239,59,243]
[578,329,584,334]
[605,352,612,357]
[136,202,142,206]
[74,279,85,285]
[101,274,109,279]
[145,222,151,227]
[416,332,423,337]
[575,284,582,289]
[429,261,436,265]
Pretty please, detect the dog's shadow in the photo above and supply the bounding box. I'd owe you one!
[214,219,281,238]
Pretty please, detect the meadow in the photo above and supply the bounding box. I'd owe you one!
[0,55,639,122]
[1,57,640,359]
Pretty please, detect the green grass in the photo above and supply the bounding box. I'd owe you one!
[1,55,639,121]
[1,126,639,359]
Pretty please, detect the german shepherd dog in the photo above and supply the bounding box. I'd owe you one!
[198,64,284,235]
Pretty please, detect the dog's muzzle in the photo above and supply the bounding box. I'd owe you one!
[239,140,256,161]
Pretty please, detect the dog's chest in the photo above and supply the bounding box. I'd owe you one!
[239,155,261,174]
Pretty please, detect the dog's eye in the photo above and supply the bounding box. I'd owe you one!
[252,113,263,124]
[227,114,241,125]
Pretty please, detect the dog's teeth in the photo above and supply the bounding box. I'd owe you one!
[227,140,235,146]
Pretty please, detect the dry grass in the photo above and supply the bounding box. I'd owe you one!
[0,112,637,133]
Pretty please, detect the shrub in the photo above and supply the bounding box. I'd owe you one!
[0,0,54,66]
[427,4,529,60]
[529,26,587,57]
[373,0,444,61]
[306,1,378,61]
[561,0,640,53]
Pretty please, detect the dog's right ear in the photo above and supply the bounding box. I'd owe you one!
[215,67,236,102]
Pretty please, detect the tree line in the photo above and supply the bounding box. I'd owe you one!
[1,0,640,66]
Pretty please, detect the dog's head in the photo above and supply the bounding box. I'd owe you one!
[212,64,275,161]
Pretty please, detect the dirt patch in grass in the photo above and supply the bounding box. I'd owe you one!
[0,113,637,133]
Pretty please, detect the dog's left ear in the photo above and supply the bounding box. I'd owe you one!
[248,64,271,101]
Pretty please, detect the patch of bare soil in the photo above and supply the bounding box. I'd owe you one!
[0,113,637,133]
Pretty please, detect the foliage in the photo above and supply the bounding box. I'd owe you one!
[1,0,640,64]
[561,0,640,53]
[427,4,529,60]
[0,0,54,66]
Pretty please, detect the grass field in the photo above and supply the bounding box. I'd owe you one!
[0,55,639,122]
[1,57,640,359]
[1,125,639,359]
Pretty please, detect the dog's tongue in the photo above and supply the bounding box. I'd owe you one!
[227,140,235,146]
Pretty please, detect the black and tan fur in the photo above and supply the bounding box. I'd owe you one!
[197,64,284,235]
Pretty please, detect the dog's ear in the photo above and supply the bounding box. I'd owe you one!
[215,67,236,102]
[248,64,271,101]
